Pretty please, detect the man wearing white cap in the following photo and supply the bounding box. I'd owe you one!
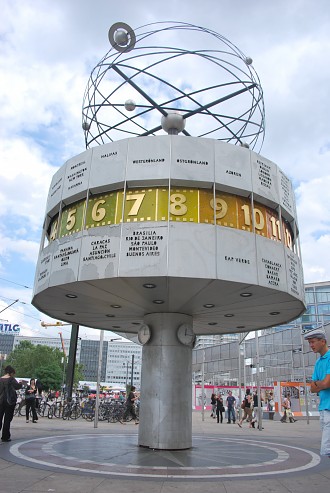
[304,327,330,457]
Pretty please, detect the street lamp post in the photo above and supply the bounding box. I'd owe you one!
[255,330,262,431]
[201,340,205,422]
[300,328,310,425]
[130,354,134,387]
[124,361,130,387]
[238,343,242,420]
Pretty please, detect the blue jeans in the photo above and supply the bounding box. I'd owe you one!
[320,410,330,456]
[227,407,236,422]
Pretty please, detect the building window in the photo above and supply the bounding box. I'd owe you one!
[315,286,330,304]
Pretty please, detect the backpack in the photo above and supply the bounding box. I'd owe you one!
[1,378,18,406]
[0,380,4,404]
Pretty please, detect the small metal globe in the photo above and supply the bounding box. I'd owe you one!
[245,57,253,65]
[114,29,129,47]
[161,112,186,135]
[124,99,136,111]
[82,121,91,131]
[240,141,250,148]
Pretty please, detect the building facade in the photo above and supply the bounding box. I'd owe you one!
[79,339,108,382]
[105,342,142,388]
[0,333,142,388]
[192,281,330,386]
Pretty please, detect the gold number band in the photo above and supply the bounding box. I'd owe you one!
[48,187,294,250]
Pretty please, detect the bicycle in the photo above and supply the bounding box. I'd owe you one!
[62,400,81,420]
[81,399,95,421]
[36,399,53,418]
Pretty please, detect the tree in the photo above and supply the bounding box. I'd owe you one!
[6,342,83,390]
[35,364,62,391]
[5,341,37,376]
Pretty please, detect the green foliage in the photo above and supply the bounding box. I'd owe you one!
[6,341,63,377]
[5,341,83,391]
[35,364,62,391]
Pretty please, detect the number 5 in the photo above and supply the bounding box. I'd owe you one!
[66,209,76,230]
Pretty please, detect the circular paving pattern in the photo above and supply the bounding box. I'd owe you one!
[8,434,320,479]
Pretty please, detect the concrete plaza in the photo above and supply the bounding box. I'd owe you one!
[0,412,329,492]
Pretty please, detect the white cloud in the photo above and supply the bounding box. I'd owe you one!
[296,177,330,238]
[0,234,39,265]
[0,138,55,231]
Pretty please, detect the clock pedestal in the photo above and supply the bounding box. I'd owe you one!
[138,313,193,450]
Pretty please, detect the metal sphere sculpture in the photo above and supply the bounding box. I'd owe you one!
[33,20,304,452]
[82,21,265,150]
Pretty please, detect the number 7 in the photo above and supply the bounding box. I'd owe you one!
[126,193,145,216]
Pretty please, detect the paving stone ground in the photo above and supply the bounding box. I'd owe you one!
[0,412,329,492]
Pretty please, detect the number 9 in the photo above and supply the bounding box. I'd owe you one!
[210,198,228,219]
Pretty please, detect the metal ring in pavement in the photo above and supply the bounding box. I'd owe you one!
[7,434,321,479]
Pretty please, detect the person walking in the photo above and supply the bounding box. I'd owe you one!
[25,378,38,423]
[238,388,253,428]
[226,390,236,424]
[304,327,330,457]
[267,391,275,420]
[121,385,139,424]
[0,365,22,442]
[280,394,289,422]
[280,393,297,423]
[210,393,217,418]
[251,390,263,428]
[216,394,224,423]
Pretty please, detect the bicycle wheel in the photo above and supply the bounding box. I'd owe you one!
[85,410,94,421]
[53,402,64,419]
[70,404,80,420]
[98,403,108,421]
[108,411,117,423]
[19,402,26,417]
[37,402,47,417]
[47,405,54,419]
[62,404,70,420]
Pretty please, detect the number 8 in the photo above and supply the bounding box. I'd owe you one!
[170,193,187,216]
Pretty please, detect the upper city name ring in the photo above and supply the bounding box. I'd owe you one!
[108,22,136,52]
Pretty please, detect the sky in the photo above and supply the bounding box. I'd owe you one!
[1,0,330,342]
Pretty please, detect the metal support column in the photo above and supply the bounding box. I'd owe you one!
[66,324,79,401]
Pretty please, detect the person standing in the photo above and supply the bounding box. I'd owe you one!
[238,388,253,428]
[0,365,22,442]
[210,393,217,418]
[267,391,275,420]
[280,393,296,423]
[25,378,38,423]
[216,394,224,423]
[304,327,330,457]
[252,389,263,428]
[280,393,290,423]
[122,385,139,424]
[226,391,236,424]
